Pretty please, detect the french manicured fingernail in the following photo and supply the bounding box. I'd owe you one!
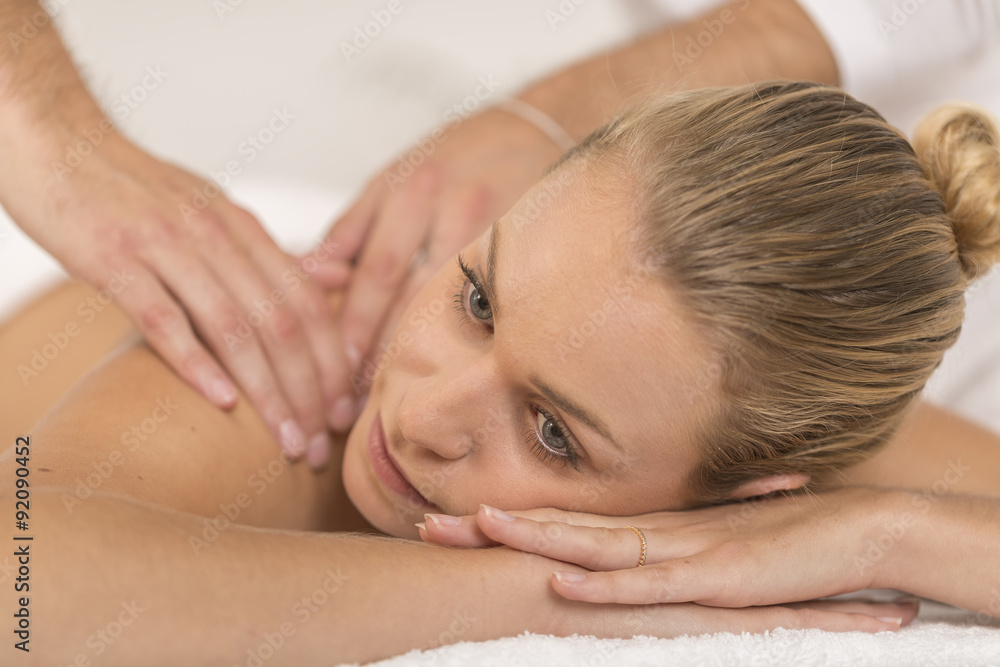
[279,419,307,458]
[414,522,426,531]
[329,396,355,431]
[554,572,587,584]
[481,504,515,521]
[425,513,461,527]
[345,344,361,371]
[206,376,238,406]
[306,432,332,469]
[876,617,903,628]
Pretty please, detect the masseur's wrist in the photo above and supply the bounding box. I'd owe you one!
[515,0,838,143]
[0,97,115,222]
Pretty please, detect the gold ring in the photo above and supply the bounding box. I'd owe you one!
[625,525,647,567]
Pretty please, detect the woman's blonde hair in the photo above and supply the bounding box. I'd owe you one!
[561,82,1000,502]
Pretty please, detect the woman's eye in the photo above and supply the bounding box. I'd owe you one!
[536,410,571,455]
[466,282,492,322]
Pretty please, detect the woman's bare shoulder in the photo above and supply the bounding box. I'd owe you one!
[2,282,364,533]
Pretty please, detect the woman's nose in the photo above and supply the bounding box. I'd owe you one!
[396,369,490,460]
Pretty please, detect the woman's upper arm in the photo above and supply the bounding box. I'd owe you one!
[24,339,342,530]
[842,401,1000,496]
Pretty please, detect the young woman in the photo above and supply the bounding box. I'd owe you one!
[3,81,999,665]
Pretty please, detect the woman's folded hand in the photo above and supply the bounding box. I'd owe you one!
[418,486,897,609]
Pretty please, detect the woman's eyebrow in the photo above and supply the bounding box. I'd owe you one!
[483,221,501,320]
[530,375,626,454]
[484,221,626,456]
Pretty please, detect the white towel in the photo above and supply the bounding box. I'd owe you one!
[361,601,1000,667]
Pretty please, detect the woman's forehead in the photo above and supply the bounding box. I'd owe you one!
[486,173,716,482]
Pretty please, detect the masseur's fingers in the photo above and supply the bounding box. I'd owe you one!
[113,263,236,407]
[339,168,441,365]
[357,185,493,372]
[315,175,388,273]
[218,201,357,438]
[146,238,310,459]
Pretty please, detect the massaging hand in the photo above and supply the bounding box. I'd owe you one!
[418,487,895,608]
[306,106,564,382]
[5,132,354,466]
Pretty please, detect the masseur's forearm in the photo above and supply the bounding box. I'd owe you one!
[7,488,586,665]
[874,490,1000,617]
[519,0,838,141]
[0,0,103,121]
[0,1,107,203]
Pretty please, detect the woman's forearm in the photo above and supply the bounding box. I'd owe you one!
[518,0,838,141]
[873,489,1000,617]
[8,487,580,665]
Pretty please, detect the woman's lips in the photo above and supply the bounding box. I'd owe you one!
[366,411,432,507]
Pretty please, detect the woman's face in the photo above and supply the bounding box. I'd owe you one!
[342,165,719,538]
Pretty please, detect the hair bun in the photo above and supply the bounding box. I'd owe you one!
[913,103,1000,280]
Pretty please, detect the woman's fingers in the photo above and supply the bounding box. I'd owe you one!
[786,597,920,626]
[473,505,669,570]
[417,513,495,547]
[743,603,915,634]
[551,562,716,605]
